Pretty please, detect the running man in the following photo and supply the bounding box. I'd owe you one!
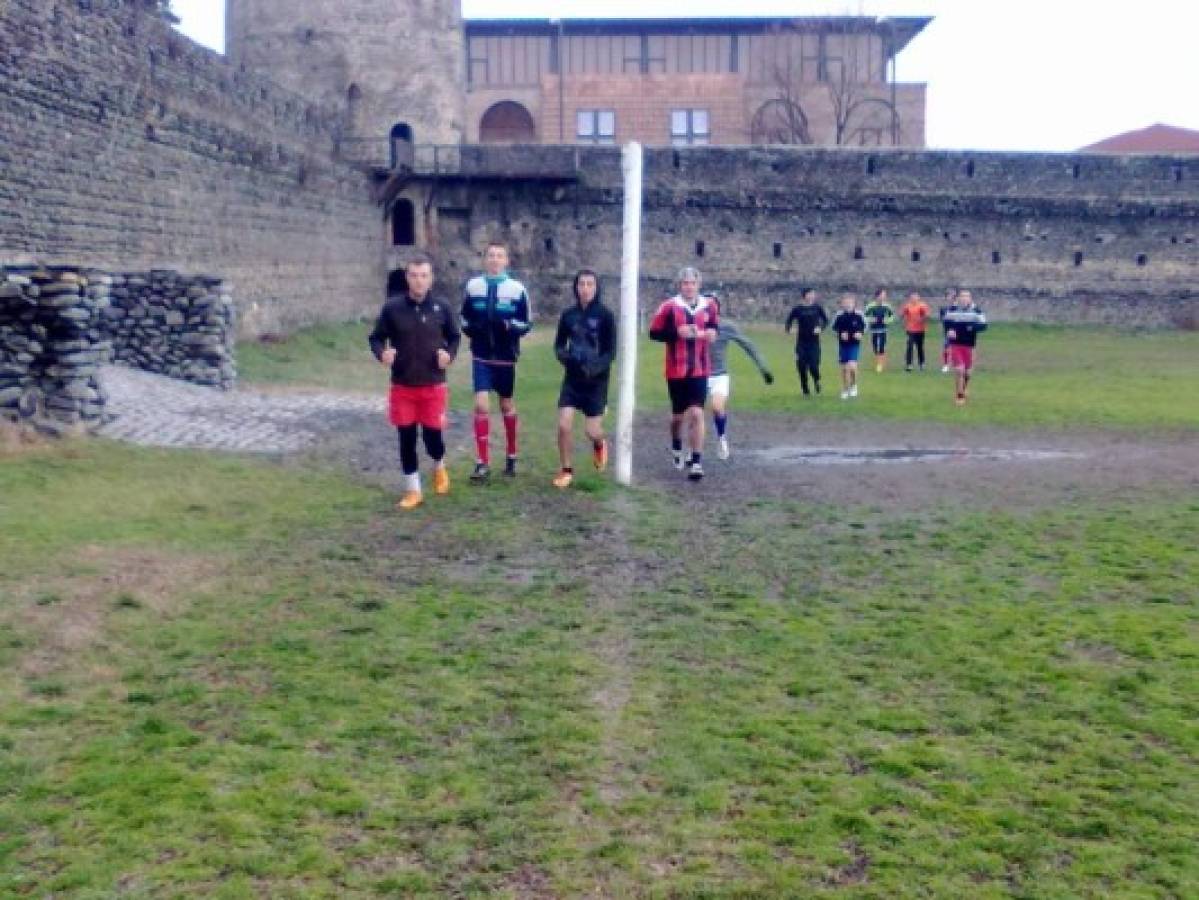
[938,288,958,373]
[369,256,460,511]
[943,289,988,406]
[460,241,532,482]
[831,294,866,400]
[708,302,774,461]
[898,290,932,372]
[785,288,828,396]
[863,288,895,373]
[552,269,616,489]
[648,267,719,481]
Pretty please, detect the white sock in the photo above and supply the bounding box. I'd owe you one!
[405,472,421,493]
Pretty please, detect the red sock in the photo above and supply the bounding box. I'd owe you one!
[503,413,519,458]
[474,413,490,465]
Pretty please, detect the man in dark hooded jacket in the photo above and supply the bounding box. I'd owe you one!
[551,269,615,489]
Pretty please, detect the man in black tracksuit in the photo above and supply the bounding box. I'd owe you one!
[552,269,616,488]
[785,288,829,395]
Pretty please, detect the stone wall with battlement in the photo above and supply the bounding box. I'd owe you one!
[401,146,1199,328]
[0,0,385,336]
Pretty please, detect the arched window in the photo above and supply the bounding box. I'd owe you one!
[479,101,536,144]
[392,198,415,246]
[389,123,414,169]
[750,99,810,145]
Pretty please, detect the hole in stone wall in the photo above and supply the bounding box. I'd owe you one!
[673,151,681,169]
[853,245,864,260]
[773,242,782,259]
[1074,251,1084,266]
[866,156,877,175]
[911,250,921,263]
[544,237,555,253]
[1136,253,1148,267]
[302,28,316,45]
[144,124,156,141]
[1173,165,1183,183]
[695,240,705,257]
[1171,236,1179,244]
[992,251,1001,264]
[1072,163,1081,179]
[965,160,975,178]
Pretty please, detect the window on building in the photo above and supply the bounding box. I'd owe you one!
[576,109,616,145]
[670,109,710,147]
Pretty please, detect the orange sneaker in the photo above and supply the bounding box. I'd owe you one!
[593,439,609,471]
[433,467,450,495]
[396,490,424,510]
[552,470,574,489]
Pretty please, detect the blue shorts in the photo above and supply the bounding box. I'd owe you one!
[838,343,861,365]
[472,359,516,398]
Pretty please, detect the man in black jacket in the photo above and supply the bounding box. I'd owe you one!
[785,288,829,396]
[552,269,615,489]
[368,256,461,510]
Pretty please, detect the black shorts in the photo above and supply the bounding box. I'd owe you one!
[667,376,708,415]
[559,377,609,417]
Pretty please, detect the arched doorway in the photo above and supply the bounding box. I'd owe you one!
[346,83,363,134]
[392,198,416,246]
[390,122,414,169]
[479,101,536,143]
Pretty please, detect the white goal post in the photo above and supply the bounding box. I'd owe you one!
[615,142,643,487]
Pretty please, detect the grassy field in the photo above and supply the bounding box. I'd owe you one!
[239,320,1199,433]
[1,321,1196,897]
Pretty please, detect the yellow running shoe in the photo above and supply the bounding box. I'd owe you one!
[593,439,609,471]
[433,467,451,495]
[396,490,424,510]
[552,470,574,489]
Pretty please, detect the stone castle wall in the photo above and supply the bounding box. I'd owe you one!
[1,266,235,435]
[406,147,1198,328]
[0,0,385,336]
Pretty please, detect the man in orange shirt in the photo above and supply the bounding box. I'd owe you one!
[899,290,932,372]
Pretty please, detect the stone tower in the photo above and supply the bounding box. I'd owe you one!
[225,0,466,147]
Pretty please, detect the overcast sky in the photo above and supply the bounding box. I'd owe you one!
[172,0,1199,151]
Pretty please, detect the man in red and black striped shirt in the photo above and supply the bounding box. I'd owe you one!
[649,267,719,481]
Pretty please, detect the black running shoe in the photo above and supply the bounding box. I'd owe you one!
[688,462,704,481]
[470,462,491,484]
[503,456,518,478]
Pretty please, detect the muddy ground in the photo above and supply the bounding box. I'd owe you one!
[307,408,1198,518]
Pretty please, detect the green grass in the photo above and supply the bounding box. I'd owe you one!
[238,320,1199,433]
[1,323,1196,896]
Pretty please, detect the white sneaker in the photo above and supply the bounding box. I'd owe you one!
[941,364,950,374]
[840,390,850,400]
[849,385,859,398]
[718,437,730,460]
[672,449,685,470]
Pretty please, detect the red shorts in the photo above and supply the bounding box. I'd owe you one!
[949,345,975,372]
[388,384,448,429]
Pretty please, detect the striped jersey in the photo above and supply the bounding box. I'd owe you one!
[648,294,720,380]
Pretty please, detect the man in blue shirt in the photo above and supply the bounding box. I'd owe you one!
[460,241,531,482]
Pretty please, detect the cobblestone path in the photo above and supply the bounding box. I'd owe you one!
[97,365,385,454]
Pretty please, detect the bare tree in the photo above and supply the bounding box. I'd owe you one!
[752,20,901,147]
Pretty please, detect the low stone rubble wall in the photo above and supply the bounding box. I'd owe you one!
[0,266,235,435]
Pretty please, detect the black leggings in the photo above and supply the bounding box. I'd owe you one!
[871,332,888,355]
[398,425,445,475]
[905,332,926,367]
[795,342,822,394]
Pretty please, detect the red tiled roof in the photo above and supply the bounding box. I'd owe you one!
[1081,124,1199,154]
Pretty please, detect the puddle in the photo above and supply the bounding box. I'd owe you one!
[753,446,1087,465]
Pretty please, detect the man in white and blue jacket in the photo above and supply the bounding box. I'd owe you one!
[460,241,532,482]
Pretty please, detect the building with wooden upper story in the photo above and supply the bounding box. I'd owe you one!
[464,17,931,148]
